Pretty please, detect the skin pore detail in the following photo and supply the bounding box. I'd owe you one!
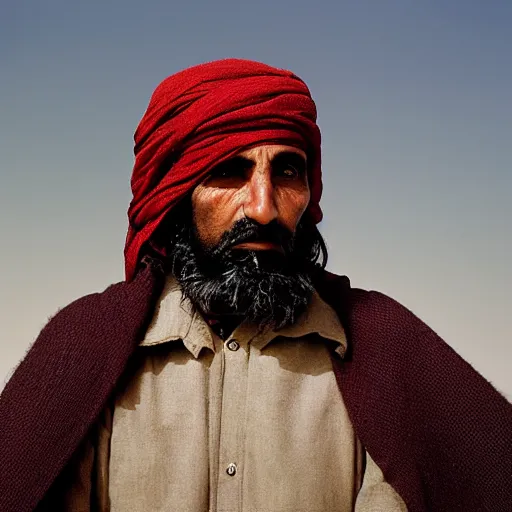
[191,144,310,253]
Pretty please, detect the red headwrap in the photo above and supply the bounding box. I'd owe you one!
[125,58,322,281]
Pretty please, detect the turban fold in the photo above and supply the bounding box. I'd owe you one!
[125,58,322,281]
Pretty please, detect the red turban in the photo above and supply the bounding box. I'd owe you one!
[125,58,322,281]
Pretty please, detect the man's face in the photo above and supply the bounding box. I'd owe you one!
[164,144,321,330]
[191,144,310,254]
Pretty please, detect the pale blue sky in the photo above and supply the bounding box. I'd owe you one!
[1,0,511,396]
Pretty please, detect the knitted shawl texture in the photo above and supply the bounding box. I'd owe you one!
[0,260,510,512]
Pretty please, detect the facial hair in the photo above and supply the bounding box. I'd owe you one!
[168,217,315,330]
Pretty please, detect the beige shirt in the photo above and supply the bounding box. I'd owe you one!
[64,276,406,511]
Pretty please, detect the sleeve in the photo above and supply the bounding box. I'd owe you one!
[355,451,408,512]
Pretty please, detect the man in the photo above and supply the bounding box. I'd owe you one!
[1,59,510,512]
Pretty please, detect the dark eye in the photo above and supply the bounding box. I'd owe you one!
[278,165,300,178]
[209,157,253,181]
[217,164,243,178]
[272,152,307,179]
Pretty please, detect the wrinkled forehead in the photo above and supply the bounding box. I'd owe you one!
[236,144,307,161]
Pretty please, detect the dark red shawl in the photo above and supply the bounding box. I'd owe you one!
[1,258,510,512]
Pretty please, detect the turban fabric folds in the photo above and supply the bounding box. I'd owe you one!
[125,59,322,281]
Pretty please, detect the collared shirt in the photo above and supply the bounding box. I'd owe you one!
[63,276,406,511]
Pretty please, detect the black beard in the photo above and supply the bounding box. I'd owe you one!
[168,218,315,330]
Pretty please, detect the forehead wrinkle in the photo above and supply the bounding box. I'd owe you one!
[238,144,307,161]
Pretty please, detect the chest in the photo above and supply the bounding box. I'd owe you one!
[108,336,363,512]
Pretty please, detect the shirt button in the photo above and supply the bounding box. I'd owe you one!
[227,340,240,352]
[226,463,237,476]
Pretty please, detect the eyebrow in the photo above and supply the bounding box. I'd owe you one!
[236,151,307,168]
[211,156,254,174]
[271,151,307,172]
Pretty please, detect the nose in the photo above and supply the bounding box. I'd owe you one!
[243,166,278,225]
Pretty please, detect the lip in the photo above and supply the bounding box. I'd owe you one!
[233,241,284,253]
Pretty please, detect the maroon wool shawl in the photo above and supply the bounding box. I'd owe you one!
[1,258,510,512]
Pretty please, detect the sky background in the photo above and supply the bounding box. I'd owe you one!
[1,0,511,397]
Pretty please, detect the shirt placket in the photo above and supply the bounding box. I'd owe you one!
[215,333,251,512]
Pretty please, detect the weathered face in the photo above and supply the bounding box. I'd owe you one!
[191,144,310,253]
[166,144,320,329]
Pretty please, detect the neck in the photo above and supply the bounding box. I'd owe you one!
[201,311,243,341]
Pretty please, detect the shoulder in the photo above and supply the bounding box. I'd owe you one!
[315,271,436,352]
[45,261,164,334]
[12,262,165,376]
[2,261,164,397]
[42,280,126,335]
[316,270,425,324]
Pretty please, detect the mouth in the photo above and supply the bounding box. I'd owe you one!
[232,241,284,253]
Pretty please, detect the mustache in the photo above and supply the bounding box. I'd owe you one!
[210,218,294,257]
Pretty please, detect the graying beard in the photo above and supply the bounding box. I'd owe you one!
[170,234,314,330]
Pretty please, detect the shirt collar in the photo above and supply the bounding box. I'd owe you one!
[140,275,347,358]
[140,276,215,358]
[249,289,347,357]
